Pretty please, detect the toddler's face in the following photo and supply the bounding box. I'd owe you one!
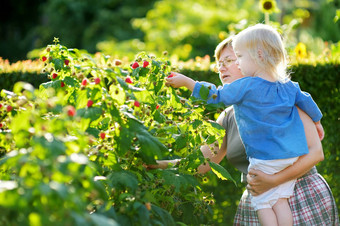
[234,46,258,77]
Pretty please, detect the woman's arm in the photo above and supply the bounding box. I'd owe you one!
[247,107,324,196]
[197,134,227,174]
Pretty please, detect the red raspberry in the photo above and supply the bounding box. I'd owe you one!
[131,62,139,69]
[82,79,88,86]
[87,100,94,108]
[61,81,65,87]
[6,105,13,112]
[100,132,106,139]
[42,56,47,62]
[67,106,76,117]
[52,73,58,79]
[156,105,160,110]
[94,77,101,84]
[143,61,149,68]
[125,77,133,84]
[0,104,2,108]
[64,59,70,66]
[167,73,174,78]
[134,100,140,107]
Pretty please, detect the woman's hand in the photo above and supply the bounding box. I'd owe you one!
[144,159,180,170]
[314,121,324,141]
[246,168,278,196]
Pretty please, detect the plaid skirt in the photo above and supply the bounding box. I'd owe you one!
[234,167,339,225]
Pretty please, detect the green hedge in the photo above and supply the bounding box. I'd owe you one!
[0,72,49,91]
[1,63,339,224]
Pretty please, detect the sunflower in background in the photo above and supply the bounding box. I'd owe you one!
[259,0,280,24]
[294,42,308,59]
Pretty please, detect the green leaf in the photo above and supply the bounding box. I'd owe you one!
[174,134,187,150]
[107,171,138,192]
[134,89,153,103]
[150,204,176,226]
[53,58,64,71]
[109,84,126,105]
[192,119,203,129]
[132,67,141,79]
[128,118,165,164]
[208,161,236,185]
[153,110,166,123]
[88,213,119,226]
[136,203,150,224]
[207,120,224,130]
[151,60,160,74]
[33,135,66,156]
[90,88,102,101]
[40,80,62,90]
[139,67,149,77]
[75,90,87,109]
[161,170,186,192]
[63,76,80,88]
[199,85,210,100]
[77,107,102,121]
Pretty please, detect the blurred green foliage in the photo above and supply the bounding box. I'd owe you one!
[1,0,340,62]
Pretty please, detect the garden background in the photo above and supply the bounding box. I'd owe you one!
[0,0,339,225]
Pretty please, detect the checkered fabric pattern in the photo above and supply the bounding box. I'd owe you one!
[233,167,339,225]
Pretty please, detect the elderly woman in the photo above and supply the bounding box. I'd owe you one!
[151,37,339,225]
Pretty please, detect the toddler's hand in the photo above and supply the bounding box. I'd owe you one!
[314,121,324,141]
[165,72,195,91]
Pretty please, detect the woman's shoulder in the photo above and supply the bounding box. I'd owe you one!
[217,106,236,129]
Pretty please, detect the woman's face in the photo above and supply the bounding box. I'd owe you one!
[218,46,244,85]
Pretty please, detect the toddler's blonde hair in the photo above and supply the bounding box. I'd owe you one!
[232,24,289,82]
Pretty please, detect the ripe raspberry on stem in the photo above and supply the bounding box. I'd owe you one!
[131,62,139,69]
[64,59,70,66]
[52,73,58,79]
[100,132,106,139]
[167,73,175,78]
[134,100,140,107]
[82,79,88,86]
[42,56,47,62]
[143,61,149,68]
[61,81,65,87]
[6,105,13,112]
[125,77,133,84]
[94,77,101,84]
[67,106,76,117]
[87,100,94,108]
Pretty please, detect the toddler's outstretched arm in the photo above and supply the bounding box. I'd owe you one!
[165,72,195,92]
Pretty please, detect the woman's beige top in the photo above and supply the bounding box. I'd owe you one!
[221,106,249,182]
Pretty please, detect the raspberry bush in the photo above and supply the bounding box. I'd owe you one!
[0,40,234,225]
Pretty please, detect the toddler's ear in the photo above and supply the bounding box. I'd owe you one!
[257,49,264,60]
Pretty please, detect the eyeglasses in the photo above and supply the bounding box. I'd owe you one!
[218,58,236,68]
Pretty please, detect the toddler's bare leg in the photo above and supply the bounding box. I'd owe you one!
[257,208,278,226]
[273,198,293,226]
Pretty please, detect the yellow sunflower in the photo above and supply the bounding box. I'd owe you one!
[259,0,280,14]
[294,42,307,59]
